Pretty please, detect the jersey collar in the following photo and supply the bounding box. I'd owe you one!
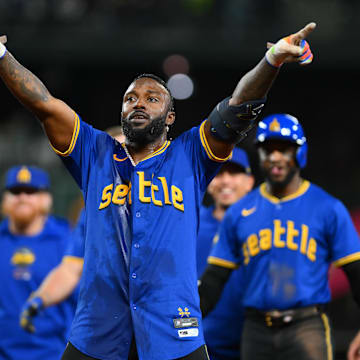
[259,180,310,204]
[117,141,171,166]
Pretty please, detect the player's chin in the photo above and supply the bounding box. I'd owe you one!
[267,175,288,187]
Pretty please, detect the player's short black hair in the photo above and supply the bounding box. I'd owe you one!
[132,73,175,112]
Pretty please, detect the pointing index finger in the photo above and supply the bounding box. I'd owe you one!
[292,22,316,44]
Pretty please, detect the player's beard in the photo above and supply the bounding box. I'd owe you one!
[121,114,167,145]
[263,166,298,189]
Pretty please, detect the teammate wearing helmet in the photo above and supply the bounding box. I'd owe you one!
[199,114,360,360]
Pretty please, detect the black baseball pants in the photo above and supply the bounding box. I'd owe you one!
[61,340,209,360]
[241,312,334,360]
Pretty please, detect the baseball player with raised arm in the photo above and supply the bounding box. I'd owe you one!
[0,23,315,360]
[199,114,360,360]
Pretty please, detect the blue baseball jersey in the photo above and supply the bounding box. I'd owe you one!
[64,209,85,260]
[53,114,228,360]
[0,216,76,360]
[197,206,220,277]
[209,181,360,310]
[197,205,244,360]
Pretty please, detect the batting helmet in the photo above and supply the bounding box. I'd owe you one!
[255,113,307,168]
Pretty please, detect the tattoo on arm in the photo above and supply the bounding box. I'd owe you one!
[0,52,50,107]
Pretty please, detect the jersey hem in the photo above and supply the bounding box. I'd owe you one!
[50,112,80,157]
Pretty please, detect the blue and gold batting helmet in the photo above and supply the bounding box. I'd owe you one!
[255,114,307,168]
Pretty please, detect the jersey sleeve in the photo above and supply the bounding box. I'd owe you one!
[63,209,85,263]
[50,112,108,193]
[207,208,240,269]
[328,199,360,267]
[180,120,232,191]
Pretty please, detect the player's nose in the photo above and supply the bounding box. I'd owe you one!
[268,150,283,162]
[133,97,146,109]
[219,171,232,184]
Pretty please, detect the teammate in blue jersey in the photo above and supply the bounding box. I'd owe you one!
[0,166,76,360]
[197,147,254,360]
[0,23,316,360]
[199,114,360,360]
[20,127,125,332]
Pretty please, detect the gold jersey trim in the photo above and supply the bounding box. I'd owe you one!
[140,140,171,162]
[62,255,84,264]
[259,180,310,204]
[199,121,232,163]
[51,112,80,157]
[113,154,128,162]
[207,256,238,269]
[333,252,360,267]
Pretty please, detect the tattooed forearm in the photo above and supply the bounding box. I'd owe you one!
[0,51,51,109]
[230,58,279,105]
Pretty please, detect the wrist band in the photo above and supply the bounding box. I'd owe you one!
[265,46,283,68]
[0,42,7,59]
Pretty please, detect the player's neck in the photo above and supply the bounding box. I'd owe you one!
[9,215,47,236]
[212,204,227,221]
[125,133,167,165]
[267,174,303,199]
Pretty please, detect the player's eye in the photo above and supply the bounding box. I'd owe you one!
[126,96,136,102]
[148,97,159,103]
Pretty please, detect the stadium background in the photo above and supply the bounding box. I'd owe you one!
[0,1,360,358]
[1,0,359,216]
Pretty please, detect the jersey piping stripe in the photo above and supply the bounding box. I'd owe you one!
[139,140,170,162]
[321,313,333,360]
[199,121,232,163]
[259,180,310,204]
[120,140,171,164]
[51,112,80,157]
[113,154,128,162]
[62,255,84,264]
[207,256,238,269]
[332,252,360,267]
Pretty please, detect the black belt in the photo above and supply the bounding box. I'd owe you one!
[245,305,324,328]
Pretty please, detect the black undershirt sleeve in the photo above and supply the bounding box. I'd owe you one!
[198,264,233,318]
[341,259,360,307]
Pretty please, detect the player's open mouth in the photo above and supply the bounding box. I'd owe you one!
[129,111,150,125]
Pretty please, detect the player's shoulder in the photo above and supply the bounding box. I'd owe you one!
[307,182,341,204]
[0,218,10,235]
[174,122,203,143]
[200,204,213,216]
[307,182,348,214]
[45,215,72,237]
[226,188,260,218]
[78,117,116,146]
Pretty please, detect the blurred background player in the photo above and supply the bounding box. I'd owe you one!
[200,114,360,360]
[0,165,76,360]
[197,147,254,360]
[20,126,125,332]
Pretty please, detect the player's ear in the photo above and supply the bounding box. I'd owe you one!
[1,192,11,217]
[246,175,255,192]
[166,111,175,126]
[39,192,53,215]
